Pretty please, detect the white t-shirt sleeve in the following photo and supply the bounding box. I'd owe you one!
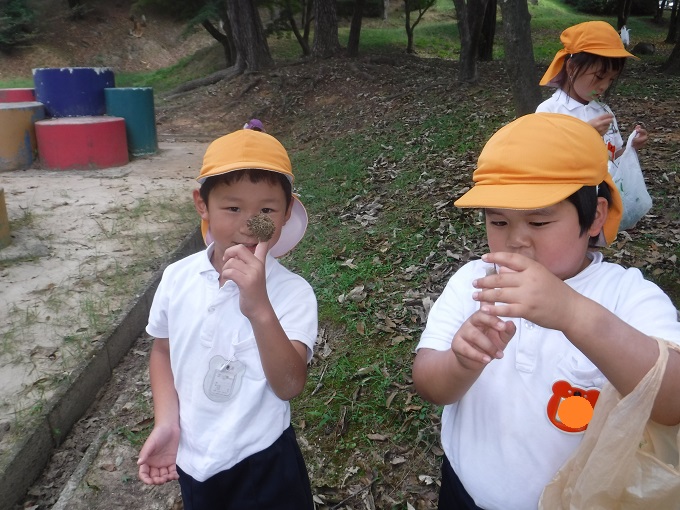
[273,281,318,362]
[146,267,172,339]
[609,265,680,344]
[417,261,480,352]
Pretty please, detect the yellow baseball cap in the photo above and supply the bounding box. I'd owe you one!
[540,21,637,86]
[197,129,307,257]
[454,113,622,245]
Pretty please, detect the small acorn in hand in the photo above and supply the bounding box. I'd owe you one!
[247,214,276,242]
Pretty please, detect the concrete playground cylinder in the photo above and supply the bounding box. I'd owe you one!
[0,102,45,172]
[0,188,10,249]
[32,67,115,117]
[104,87,158,156]
[35,116,129,170]
[0,88,36,103]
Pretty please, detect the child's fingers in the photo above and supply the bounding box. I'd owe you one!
[463,313,509,359]
[254,239,269,263]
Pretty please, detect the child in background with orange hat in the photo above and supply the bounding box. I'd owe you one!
[137,129,316,509]
[412,113,680,510]
[536,21,648,162]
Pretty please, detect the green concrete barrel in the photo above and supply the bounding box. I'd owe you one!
[104,87,158,156]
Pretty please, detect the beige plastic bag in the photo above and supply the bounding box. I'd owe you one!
[539,337,680,510]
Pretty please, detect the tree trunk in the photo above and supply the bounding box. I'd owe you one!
[384,0,390,19]
[226,0,273,72]
[654,0,667,23]
[312,0,341,58]
[283,0,311,56]
[201,19,236,67]
[477,0,496,62]
[662,38,680,74]
[348,0,366,57]
[498,0,542,116]
[405,2,414,53]
[303,0,313,42]
[617,0,633,30]
[453,0,489,82]
[667,0,679,44]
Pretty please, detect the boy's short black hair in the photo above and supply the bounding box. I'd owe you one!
[199,169,293,211]
[566,182,612,246]
[556,53,626,101]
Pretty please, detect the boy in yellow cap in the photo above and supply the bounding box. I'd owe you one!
[412,113,680,510]
[137,129,317,509]
[536,21,648,161]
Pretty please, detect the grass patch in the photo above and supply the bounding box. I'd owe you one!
[116,44,226,93]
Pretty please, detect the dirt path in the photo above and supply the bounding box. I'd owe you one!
[0,140,205,447]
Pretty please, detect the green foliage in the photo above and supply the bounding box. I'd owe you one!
[0,0,35,53]
[336,0,385,17]
[563,0,617,15]
[131,0,211,20]
[116,44,225,92]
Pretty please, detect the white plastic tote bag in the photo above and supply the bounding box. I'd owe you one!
[608,131,652,231]
[539,337,680,510]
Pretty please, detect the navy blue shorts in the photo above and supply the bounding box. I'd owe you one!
[438,455,485,510]
[177,426,313,510]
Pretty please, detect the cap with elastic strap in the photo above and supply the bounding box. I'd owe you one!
[197,129,307,258]
[540,21,638,86]
[454,113,622,245]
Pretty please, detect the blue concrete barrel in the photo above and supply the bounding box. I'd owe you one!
[104,87,158,156]
[0,102,45,172]
[32,67,115,118]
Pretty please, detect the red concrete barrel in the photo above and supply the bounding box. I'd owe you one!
[0,101,45,172]
[35,116,129,170]
[0,88,36,103]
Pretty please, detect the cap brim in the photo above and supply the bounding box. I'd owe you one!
[270,196,307,258]
[200,195,307,258]
[594,48,638,59]
[454,183,583,209]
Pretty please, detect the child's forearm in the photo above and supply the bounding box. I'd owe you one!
[413,348,483,405]
[149,338,180,428]
[250,310,309,401]
[563,298,680,426]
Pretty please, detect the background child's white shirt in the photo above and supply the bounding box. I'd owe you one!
[417,253,680,510]
[147,246,318,482]
[536,89,625,159]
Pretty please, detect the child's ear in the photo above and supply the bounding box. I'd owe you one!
[284,198,293,223]
[587,197,608,238]
[193,189,209,220]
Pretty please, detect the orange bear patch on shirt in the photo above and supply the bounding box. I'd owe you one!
[547,380,600,433]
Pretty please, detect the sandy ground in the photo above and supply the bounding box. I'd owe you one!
[0,140,206,432]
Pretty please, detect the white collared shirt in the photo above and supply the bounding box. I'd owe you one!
[147,244,317,481]
[417,253,680,509]
[537,89,624,161]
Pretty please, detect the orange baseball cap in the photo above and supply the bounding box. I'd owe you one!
[540,21,637,86]
[454,113,622,245]
[197,129,307,258]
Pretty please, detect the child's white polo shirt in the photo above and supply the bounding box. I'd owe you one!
[536,89,624,159]
[417,253,680,510]
[147,245,317,482]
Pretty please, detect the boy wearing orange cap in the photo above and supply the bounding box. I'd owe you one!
[536,21,648,161]
[137,129,317,509]
[412,113,680,509]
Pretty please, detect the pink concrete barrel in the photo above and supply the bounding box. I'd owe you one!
[35,116,129,170]
[0,101,45,172]
[0,88,36,103]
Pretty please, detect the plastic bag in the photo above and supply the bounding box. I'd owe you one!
[539,337,680,510]
[608,131,653,231]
